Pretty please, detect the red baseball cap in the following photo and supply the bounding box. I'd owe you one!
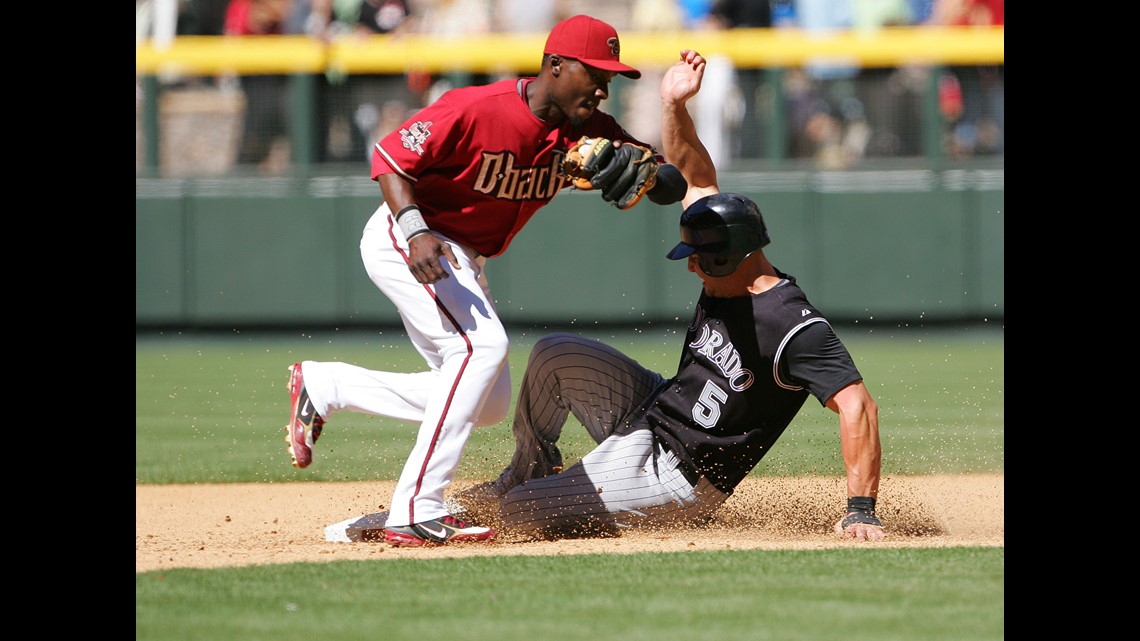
[544,15,641,79]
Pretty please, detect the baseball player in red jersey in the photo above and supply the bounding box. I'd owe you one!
[283,15,688,547]
[450,49,886,543]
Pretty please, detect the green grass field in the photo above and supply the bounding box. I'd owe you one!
[135,323,1003,483]
[136,323,1004,641]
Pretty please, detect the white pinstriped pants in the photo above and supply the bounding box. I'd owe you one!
[499,333,729,538]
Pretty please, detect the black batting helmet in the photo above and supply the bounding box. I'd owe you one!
[665,193,770,276]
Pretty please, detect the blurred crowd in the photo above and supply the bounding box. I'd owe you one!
[137,0,1004,174]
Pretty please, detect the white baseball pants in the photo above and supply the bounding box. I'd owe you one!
[301,202,511,527]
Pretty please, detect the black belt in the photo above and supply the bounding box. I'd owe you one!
[677,460,701,487]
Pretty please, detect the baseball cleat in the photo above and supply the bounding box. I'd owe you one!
[383,515,496,547]
[285,362,324,469]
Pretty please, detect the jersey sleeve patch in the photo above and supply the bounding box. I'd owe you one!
[399,120,433,156]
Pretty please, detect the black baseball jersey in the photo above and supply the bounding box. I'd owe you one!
[625,271,862,494]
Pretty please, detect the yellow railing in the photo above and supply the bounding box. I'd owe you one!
[136,26,1004,76]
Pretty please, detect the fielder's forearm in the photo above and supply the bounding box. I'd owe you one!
[378,173,416,214]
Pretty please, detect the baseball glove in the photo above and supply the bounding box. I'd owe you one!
[562,136,660,210]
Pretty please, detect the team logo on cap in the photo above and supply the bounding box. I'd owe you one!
[608,37,620,56]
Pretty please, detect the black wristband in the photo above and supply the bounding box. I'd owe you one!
[842,496,881,529]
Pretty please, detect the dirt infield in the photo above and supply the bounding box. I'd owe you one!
[135,474,1003,573]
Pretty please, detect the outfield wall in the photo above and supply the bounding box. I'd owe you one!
[135,169,1003,328]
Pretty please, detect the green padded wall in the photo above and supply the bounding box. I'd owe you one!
[136,171,1004,328]
[135,197,186,324]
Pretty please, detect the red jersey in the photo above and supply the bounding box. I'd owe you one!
[372,78,656,257]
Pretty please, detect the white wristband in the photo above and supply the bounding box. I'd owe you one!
[396,205,429,240]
